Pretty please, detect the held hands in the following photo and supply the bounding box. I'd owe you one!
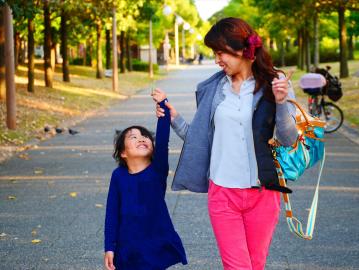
[151,88,167,103]
[152,88,178,122]
[104,251,116,270]
[272,71,293,104]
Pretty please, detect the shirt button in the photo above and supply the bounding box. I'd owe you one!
[239,122,242,126]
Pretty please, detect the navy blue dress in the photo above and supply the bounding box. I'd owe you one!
[104,100,187,270]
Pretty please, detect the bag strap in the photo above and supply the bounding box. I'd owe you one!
[287,99,311,125]
[273,147,326,240]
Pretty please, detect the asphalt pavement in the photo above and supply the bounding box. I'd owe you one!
[1,62,358,270]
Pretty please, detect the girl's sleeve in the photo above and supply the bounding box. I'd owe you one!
[104,171,120,252]
[153,99,170,175]
[275,80,298,146]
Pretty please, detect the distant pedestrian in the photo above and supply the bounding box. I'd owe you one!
[156,17,297,270]
[198,52,204,64]
[104,90,187,270]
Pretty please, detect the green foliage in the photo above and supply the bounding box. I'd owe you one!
[270,48,298,67]
[347,10,359,37]
[132,59,159,73]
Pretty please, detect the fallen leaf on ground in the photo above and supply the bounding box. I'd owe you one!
[69,192,77,198]
[8,195,16,200]
[31,239,41,244]
[18,153,30,160]
[16,145,32,152]
[31,230,37,236]
[95,204,103,208]
[0,233,7,237]
[34,168,44,175]
[48,195,57,199]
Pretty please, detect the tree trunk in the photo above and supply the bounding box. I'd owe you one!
[28,17,35,93]
[14,31,20,70]
[0,7,5,100]
[305,28,311,72]
[105,29,111,70]
[4,4,16,129]
[297,29,304,70]
[338,5,349,78]
[126,30,132,71]
[88,39,93,67]
[112,7,118,92]
[60,8,70,82]
[348,34,354,60]
[44,0,53,88]
[83,43,87,66]
[313,11,320,67]
[279,40,285,67]
[96,20,103,79]
[51,44,56,70]
[119,30,125,73]
[20,40,26,65]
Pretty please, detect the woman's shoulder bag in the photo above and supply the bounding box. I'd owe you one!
[269,99,326,240]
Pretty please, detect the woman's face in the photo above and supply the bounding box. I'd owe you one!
[214,50,243,76]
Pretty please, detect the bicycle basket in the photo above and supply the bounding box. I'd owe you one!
[325,76,343,102]
[299,73,326,96]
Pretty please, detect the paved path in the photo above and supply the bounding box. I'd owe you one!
[1,63,358,270]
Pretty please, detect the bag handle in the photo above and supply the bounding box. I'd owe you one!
[287,99,311,126]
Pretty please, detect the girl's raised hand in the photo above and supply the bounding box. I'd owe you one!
[151,88,167,103]
[272,71,293,104]
[104,251,116,270]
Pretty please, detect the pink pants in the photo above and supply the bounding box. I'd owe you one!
[208,180,281,270]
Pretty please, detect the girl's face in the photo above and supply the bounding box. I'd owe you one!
[120,128,153,161]
[214,50,244,76]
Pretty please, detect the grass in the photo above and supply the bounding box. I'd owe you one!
[0,62,166,147]
[280,60,359,129]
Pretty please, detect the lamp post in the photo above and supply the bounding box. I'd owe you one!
[175,16,183,66]
[182,22,190,62]
[163,5,183,66]
[149,16,153,78]
[163,32,171,71]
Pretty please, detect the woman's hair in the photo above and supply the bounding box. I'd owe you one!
[204,17,282,101]
[113,126,155,167]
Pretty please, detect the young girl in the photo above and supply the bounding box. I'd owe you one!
[104,90,187,270]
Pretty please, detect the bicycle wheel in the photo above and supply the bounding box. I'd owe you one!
[320,102,344,133]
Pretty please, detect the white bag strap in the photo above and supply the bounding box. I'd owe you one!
[274,148,325,240]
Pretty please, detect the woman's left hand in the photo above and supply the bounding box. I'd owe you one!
[272,77,290,104]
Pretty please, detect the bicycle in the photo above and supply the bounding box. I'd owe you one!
[299,71,344,133]
[307,94,344,133]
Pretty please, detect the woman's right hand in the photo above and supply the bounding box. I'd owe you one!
[104,251,116,270]
[156,101,178,122]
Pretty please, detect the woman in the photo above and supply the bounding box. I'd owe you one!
[155,17,298,270]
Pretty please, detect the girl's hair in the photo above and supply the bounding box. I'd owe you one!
[204,17,282,101]
[113,126,155,167]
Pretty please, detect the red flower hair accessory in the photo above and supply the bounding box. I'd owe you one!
[243,34,262,60]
